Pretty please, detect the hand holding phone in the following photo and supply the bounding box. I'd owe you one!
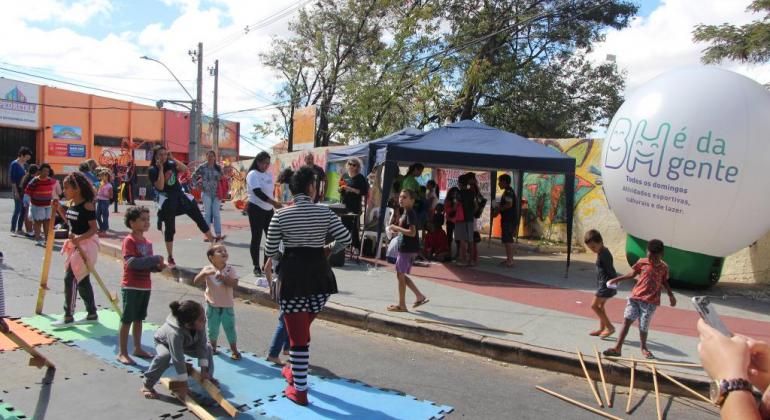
[692,296,733,337]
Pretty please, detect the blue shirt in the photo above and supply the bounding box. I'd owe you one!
[9,160,25,190]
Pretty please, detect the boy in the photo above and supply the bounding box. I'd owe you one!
[422,221,450,262]
[118,206,165,365]
[497,174,517,267]
[603,239,676,359]
[584,229,617,338]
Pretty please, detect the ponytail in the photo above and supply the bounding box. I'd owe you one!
[169,300,202,325]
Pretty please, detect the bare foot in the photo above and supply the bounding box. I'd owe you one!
[132,349,154,359]
[117,354,136,365]
[141,387,159,399]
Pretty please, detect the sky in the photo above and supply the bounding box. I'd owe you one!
[1,0,768,156]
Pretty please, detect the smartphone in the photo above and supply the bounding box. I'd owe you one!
[692,296,733,337]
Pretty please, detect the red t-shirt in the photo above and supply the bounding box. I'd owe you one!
[25,177,57,206]
[424,229,449,255]
[122,234,154,290]
[630,258,669,305]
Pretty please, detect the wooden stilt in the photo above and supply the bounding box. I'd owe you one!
[576,348,604,407]
[604,356,700,368]
[188,365,238,417]
[656,368,712,405]
[536,386,624,420]
[160,378,215,420]
[626,361,636,414]
[0,330,55,370]
[74,246,122,316]
[594,346,612,407]
[35,201,58,314]
[650,364,663,420]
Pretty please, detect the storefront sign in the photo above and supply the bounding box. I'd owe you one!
[68,144,86,158]
[48,142,69,157]
[0,79,40,129]
[47,142,86,158]
[53,125,82,140]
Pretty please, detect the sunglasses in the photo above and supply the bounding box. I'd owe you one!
[347,162,359,167]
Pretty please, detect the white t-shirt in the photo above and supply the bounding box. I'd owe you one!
[246,169,274,211]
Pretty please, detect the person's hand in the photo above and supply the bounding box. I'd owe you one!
[698,319,751,381]
[668,292,677,307]
[156,259,166,271]
[0,318,9,334]
[215,272,226,282]
[606,279,617,287]
[71,234,82,246]
[745,338,770,392]
[169,380,190,400]
[273,202,283,209]
[204,266,217,276]
[324,245,332,258]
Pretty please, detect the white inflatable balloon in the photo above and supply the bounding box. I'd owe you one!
[602,67,770,257]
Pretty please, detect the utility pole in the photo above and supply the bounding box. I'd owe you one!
[188,42,203,162]
[209,59,219,157]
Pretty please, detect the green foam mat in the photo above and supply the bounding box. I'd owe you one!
[20,309,156,342]
[0,403,27,420]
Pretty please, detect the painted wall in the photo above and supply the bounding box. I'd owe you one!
[41,87,91,173]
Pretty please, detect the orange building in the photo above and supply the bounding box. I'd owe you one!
[0,78,239,190]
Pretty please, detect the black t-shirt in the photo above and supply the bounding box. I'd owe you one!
[148,160,181,194]
[341,173,369,214]
[499,187,517,223]
[596,247,617,288]
[458,189,475,222]
[66,201,96,235]
[398,209,420,253]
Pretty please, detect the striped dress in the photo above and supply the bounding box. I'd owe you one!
[264,194,351,313]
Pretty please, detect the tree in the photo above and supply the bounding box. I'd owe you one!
[693,0,770,64]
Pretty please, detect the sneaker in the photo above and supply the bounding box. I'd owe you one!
[51,317,76,329]
[167,257,177,270]
[253,267,263,277]
[76,314,98,324]
[35,240,45,247]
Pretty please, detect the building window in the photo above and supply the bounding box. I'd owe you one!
[94,135,123,147]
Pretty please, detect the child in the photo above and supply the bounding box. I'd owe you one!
[19,164,39,238]
[603,239,676,359]
[264,256,289,365]
[422,221,450,262]
[142,300,215,399]
[118,206,165,365]
[95,171,113,234]
[51,172,99,328]
[584,229,617,338]
[386,189,429,312]
[194,244,241,360]
[444,187,461,257]
[497,174,517,267]
[25,163,58,246]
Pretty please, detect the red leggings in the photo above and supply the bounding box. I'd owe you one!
[283,312,317,347]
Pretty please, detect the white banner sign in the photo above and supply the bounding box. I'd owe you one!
[0,79,40,129]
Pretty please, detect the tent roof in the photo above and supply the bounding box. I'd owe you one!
[376,120,575,174]
[326,128,423,164]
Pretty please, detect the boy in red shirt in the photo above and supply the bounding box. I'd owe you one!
[603,239,676,359]
[422,221,450,262]
[118,206,165,365]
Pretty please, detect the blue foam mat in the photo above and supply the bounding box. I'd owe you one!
[255,377,453,419]
[72,329,159,374]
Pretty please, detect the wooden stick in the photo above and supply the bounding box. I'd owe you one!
[74,246,122,316]
[577,348,604,407]
[188,365,238,417]
[650,364,662,420]
[160,378,215,420]
[656,368,712,405]
[35,201,58,314]
[594,346,612,407]
[536,386,624,420]
[0,330,55,370]
[414,318,523,335]
[626,361,636,414]
[604,356,700,368]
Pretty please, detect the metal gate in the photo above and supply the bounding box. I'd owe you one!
[0,127,36,190]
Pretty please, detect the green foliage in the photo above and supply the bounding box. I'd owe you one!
[693,0,770,64]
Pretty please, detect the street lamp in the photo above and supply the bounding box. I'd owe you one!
[140,55,199,161]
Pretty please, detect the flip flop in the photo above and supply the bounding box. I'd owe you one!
[387,305,408,312]
[599,328,616,338]
[642,349,655,359]
[230,352,242,361]
[589,330,603,336]
[413,298,430,309]
[603,348,622,357]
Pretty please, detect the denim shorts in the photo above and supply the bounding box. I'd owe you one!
[624,298,657,332]
[29,205,51,221]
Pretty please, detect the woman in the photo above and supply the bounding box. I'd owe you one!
[246,152,282,276]
[194,151,225,241]
[339,158,369,250]
[264,166,351,406]
[124,161,137,205]
[149,145,215,269]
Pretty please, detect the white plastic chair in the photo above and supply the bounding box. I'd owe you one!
[359,206,394,257]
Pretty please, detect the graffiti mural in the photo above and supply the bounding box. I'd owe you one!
[522,138,605,238]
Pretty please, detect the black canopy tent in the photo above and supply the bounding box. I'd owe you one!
[373,120,577,274]
[326,128,423,174]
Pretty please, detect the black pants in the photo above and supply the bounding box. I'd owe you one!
[446,221,455,254]
[63,268,97,318]
[159,192,210,242]
[247,203,274,268]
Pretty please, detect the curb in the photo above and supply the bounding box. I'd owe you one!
[97,241,710,399]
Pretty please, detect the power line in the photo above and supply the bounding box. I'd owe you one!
[0,98,164,112]
[0,61,195,82]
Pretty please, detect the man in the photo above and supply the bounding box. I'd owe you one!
[10,147,32,235]
[304,153,326,203]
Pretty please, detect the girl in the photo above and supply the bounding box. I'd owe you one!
[51,172,99,328]
[246,152,282,276]
[141,300,215,400]
[25,163,58,246]
[96,171,113,233]
[194,244,241,360]
[193,151,225,241]
[444,186,461,257]
[387,189,429,312]
[19,164,39,238]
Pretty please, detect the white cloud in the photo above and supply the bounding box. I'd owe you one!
[61,0,114,25]
[589,0,770,93]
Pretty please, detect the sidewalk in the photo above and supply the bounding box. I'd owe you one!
[93,200,770,392]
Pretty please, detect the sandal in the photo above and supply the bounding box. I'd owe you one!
[589,330,603,336]
[599,328,616,338]
[387,305,408,312]
[230,352,242,361]
[642,349,655,359]
[141,387,159,399]
[603,348,622,357]
[413,298,430,309]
